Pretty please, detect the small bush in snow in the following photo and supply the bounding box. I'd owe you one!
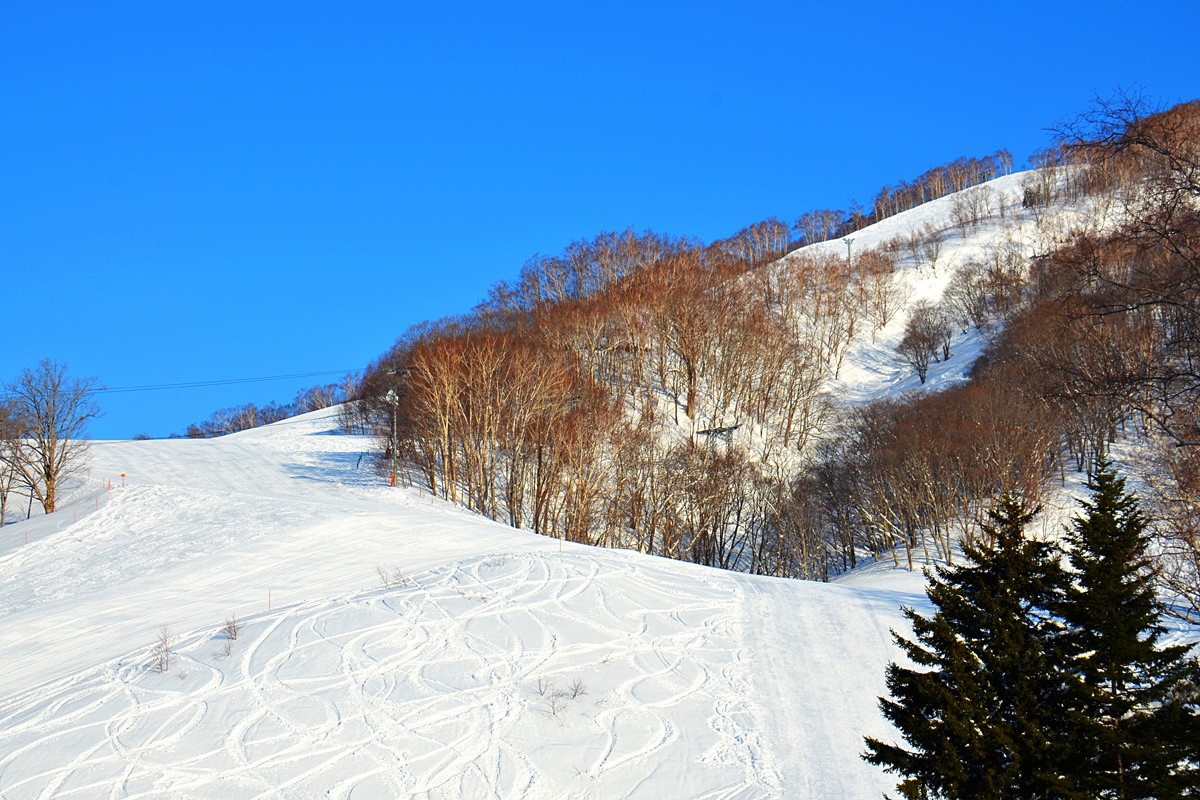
[377,565,409,589]
[151,627,172,673]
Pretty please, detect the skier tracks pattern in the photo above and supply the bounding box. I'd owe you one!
[0,552,780,799]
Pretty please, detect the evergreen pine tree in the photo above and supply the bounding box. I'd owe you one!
[1058,458,1200,800]
[864,493,1076,799]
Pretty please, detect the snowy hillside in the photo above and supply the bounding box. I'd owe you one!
[804,171,1033,403]
[5,167,1195,799]
[0,407,925,798]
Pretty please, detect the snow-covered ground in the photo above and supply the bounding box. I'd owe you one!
[5,171,1190,798]
[0,407,927,798]
[808,172,1029,405]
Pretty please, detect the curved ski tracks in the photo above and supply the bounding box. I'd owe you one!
[0,552,787,799]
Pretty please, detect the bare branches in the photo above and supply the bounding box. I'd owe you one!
[1144,438,1200,623]
[534,676,589,720]
[1039,97,1200,447]
[897,303,946,384]
[0,399,26,527]
[4,360,100,514]
[377,566,409,589]
[951,185,994,236]
[151,627,173,673]
[918,224,944,271]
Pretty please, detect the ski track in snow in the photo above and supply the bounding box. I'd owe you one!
[0,552,796,799]
[6,172,1114,798]
[0,408,574,699]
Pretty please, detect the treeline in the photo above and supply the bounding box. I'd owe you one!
[180,376,360,439]
[341,96,1199,607]
[592,151,1016,276]
[352,236,901,575]
[709,149,1016,265]
[794,96,1200,613]
[799,149,1014,245]
[343,144,1031,578]
[339,136,1043,579]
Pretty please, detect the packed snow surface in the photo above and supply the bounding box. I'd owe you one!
[0,406,925,798]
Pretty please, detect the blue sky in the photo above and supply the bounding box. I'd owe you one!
[2,1,1197,439]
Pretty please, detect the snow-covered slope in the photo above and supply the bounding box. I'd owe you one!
[806,172,1029,404]
[7,170,1185,798]
[0,407,926,798]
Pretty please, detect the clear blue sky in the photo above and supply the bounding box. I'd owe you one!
[2,1,1197,439]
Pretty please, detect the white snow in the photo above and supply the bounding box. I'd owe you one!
[807,173,1031,406]
[5,169,1192,798]
[0,407,922,798]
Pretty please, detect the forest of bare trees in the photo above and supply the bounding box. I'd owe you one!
[1032,96,1200,619]
[338,99,1192,599]
[166,97,1192,603]
[346,206,1073,582]
[337,154,1057,579]
[336,227,913,577]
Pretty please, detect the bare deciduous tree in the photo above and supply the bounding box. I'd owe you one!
[950,184,994,235]
[0,400,26,526]
[897,303,942,383]
[932,303,954,361]
[918,223,944,272]
[1146,440,1200,623]
[944,263,991,331]
[5,360,100,514]
[152,627,173,673]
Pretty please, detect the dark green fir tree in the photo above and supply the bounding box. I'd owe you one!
[863,493,1077,800]
[1058,458,1200,800]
